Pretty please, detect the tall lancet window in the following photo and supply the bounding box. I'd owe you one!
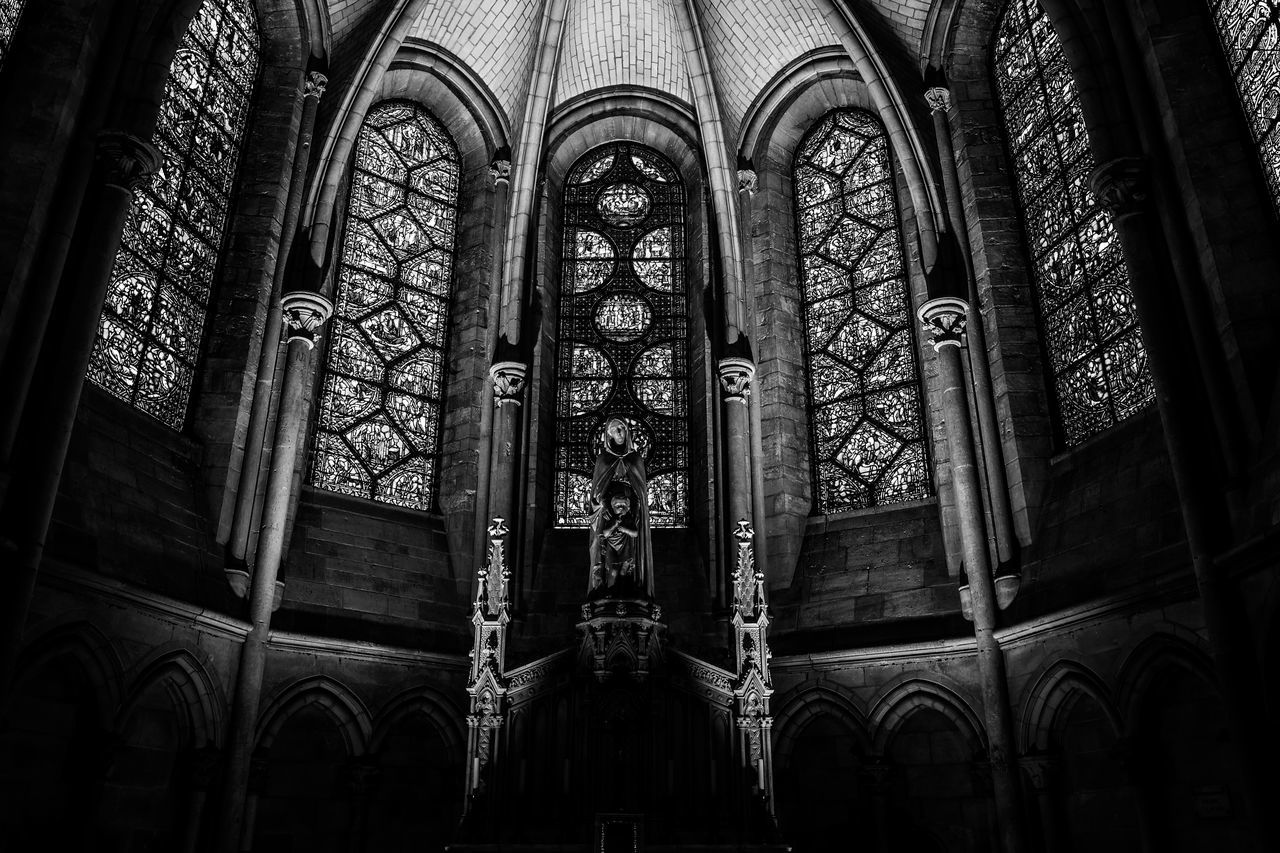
[87,0,259,427]
[554,144,689,528]
[1208,0,1280,208]
[994,0,1154,445]
[794,109,930,514]
[309,102,460,511]
[0,0,30,71]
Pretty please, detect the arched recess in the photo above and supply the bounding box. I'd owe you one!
[0,622,125,846]
[369,684,465,758]
[1019,658,1119,753]
[524,100,713,601]
[1115,630,1217,727]
[117,647,226,749]
[740,60,945,585]
[773,687,872,853]
[255,675,373,756]
[869,677,986,754]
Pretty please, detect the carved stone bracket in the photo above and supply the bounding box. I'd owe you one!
[96,131,162,194]
[489,158,512,188]
[718,357,755,404]
[917,296,969,351]
[737,168,758,195]
[490,360,527,406]
[924,86,952,114]
[475,517,510,620]
[1089,156,1148,219]
[577,598,665,681]
[303,70,328,100]
[281,290,335,348]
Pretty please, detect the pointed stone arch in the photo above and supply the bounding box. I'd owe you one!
[773,685,871,767]
[256,675,374,757]
[1019,659,1120,753]
[869,677,985,755]
[15,620,125,729]
[369,684,465,759]
[1116,630,1217,729]
[118,647,227,749]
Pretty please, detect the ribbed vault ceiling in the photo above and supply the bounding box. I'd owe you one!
[322,0,937,148]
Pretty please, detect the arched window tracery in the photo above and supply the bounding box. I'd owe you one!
[793,108,930,514]
[308,101,460,511]
[994,0,1154,445]
[1208,0,1280,210]
[0,0,29,71]
[87,0,259,427]
[554,144,689,528]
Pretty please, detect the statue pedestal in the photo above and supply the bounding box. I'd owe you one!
[577,597,664,681]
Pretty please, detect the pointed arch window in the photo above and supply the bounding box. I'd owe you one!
[308,101,460,511]
[794,109,931,514]
[87,0,259,427]
[0,0,30,72]
[994,0,1154,445]
[554,144,689,528]
[1207,0,1280,209]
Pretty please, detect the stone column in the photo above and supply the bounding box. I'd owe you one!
[239,752,271,851]
[918,297,1026,853]
[345,759,381,853]
[485,360,527,535]
[925,84,1017,567]
[1019,752,1062,853]
[736,168,770,585]
[858,759,893,853]
[217,290,334,853]
[1089,157,1270,837]
[718,357,755,556]
[180,746,221,853]
[473,158,511,566]
[228,70,328,574]
[0,131,160,705]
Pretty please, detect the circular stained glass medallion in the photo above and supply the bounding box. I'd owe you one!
[597,183,651,227]
[594,293,652,342]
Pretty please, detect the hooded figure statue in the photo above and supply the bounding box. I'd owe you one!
[588,418,654,598]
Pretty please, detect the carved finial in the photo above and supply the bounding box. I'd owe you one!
[304,71,328,100]
[924,86,952,113]
[718,357,755,404]
[280,291,335,348]
[917,296,969,351]
[96,131,162,194]
[1089,157,1147,219]
[490,361,527,406]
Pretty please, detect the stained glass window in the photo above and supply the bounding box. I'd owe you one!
[794,109,931,514]
[0,0,29,72]
[87,0,259,427]
[994,0,1154,445]
[1208,0,1280,208]
[555,145,689,527]
[308,102,460,511]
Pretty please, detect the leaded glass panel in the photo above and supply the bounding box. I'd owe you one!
[0,0,28,71]
[555,145,688,528]
[309,101,460,510]
[794,109,930,514]
[87,0,259,427]
[1208,0,1280,208]
[994,0,1154,445]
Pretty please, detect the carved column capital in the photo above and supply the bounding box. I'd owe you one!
[489,159,512,188]
[917,296,969,351]
[925,86,952,113]
[718,356,755,403]
[303,71,328,100]
[1019,752,1060,791]
[96,131,162,193]
[737,168,758,195]
[490,360,527,406]
[1089,156,1148,219]
[280,290,334,348]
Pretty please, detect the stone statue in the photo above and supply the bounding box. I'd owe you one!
[588,418,654,598]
